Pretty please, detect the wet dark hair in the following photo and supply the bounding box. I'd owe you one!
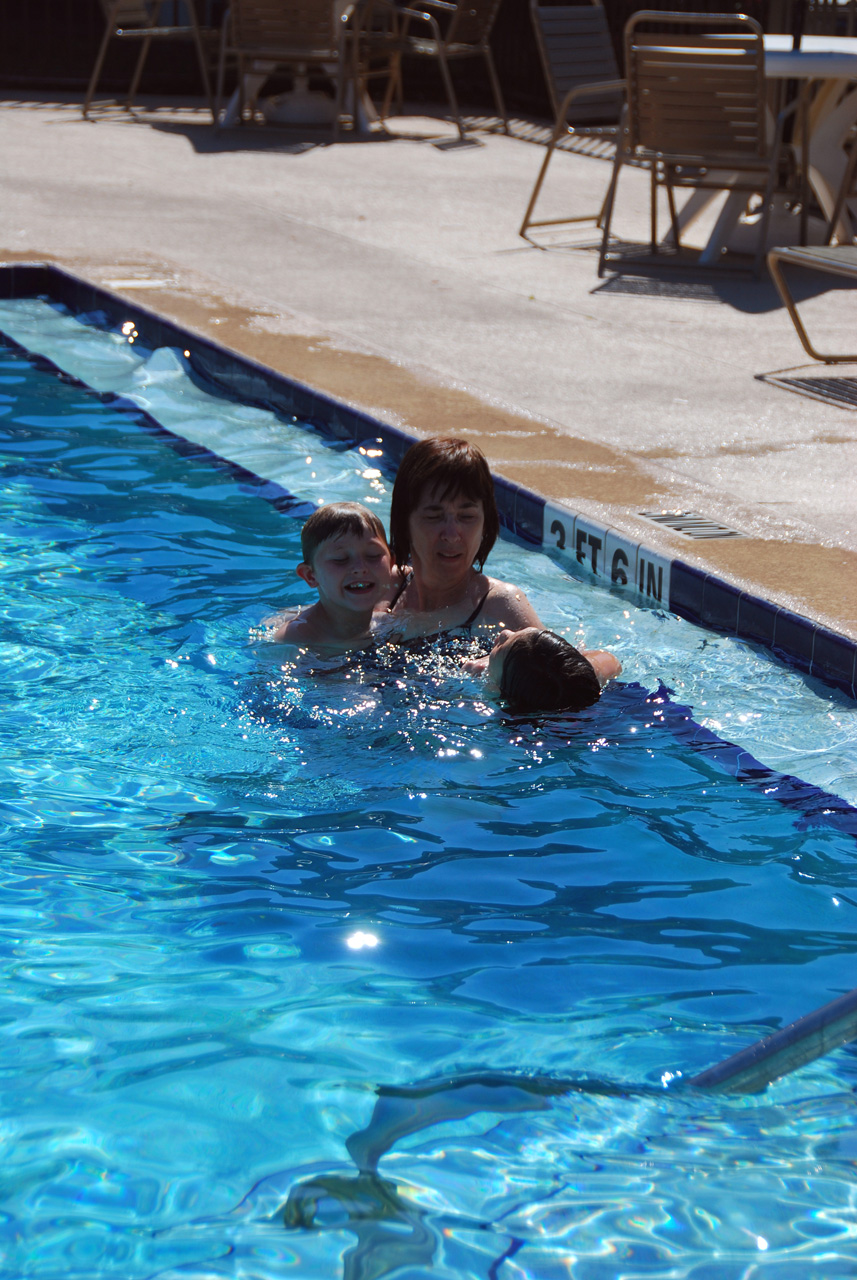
[389,437,500,572]
[499,629,601,715]
[300,502,387,564]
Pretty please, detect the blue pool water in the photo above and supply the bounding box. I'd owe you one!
[2,299,857,1278]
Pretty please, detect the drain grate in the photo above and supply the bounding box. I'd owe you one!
[759,374,857,411]
[594,273,726,302]
[640,510,744,539]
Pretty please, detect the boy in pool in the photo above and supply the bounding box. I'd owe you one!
[265,502,394,655]
[465,627,621,715]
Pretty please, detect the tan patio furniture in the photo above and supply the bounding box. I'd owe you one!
[519,0,625,242]
[598,11,800,277]
[83,0,217,120]
[362,0,508,140]
[216,0,353,137]
[768,243,857,360]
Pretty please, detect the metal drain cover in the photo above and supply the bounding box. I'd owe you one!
[595,274,724,302]
[760,374,857,410]
[640,510,744,539]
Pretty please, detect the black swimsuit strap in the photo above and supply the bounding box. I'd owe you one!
[389,574,489,635]
[387,569,414,612]
[460,590,490,632]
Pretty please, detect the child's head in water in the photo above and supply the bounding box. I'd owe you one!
[487,627,605,715]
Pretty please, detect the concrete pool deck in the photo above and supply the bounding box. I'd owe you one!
[2,92,856,641]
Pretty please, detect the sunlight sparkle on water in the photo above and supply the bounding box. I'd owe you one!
[346,931,379,951]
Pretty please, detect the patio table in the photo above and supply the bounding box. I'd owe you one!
[219,0,376,129]
[678,34,857,264]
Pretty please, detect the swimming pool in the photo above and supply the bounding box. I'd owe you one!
[3,279,857,1278]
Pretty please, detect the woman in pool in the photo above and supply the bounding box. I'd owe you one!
[386,436,543,646]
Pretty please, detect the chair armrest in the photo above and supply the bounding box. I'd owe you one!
[353,0,441,36]
[771,91,801,146]
[402,0,457,10]
[384,2,445,38]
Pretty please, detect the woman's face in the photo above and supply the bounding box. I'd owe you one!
[408,486,484,585]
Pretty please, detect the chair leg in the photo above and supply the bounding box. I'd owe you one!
[380,52,403,121]
[237,52,247,123]
[126,0,162,108]
[332,38,349,139]
[666,181,681,251]
[767,251,857,361]
[83,0,121,117]
[519,117,568,238]
[215,11,230,126]
[483,48,508,134]
[754,172,779,279]
[649,165,658,255]
[597,151,624,277]
[188,1,217,121]
[435,47,466,139]
[127,37,154,108]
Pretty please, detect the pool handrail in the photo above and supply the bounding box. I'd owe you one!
[691,984,857,1093]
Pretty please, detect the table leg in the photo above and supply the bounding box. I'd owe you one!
[698,189,748,265]
[221,61,276,126]
[806,81,857,240]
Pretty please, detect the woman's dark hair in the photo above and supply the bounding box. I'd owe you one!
[499,630,601,715]
[389,437,500,572]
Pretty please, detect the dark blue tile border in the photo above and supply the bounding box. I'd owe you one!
[633,683,857,844]
[668,562,707,627]
[773,608,816,673]
[736,594,778,649]
[2,261,856,703]
[0,325,319,520]
[702,576,741,633]
[812,627,857,690]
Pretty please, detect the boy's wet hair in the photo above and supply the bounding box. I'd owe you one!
[301,502,388,565]
[389,437,500,572]
[499,629,601,715]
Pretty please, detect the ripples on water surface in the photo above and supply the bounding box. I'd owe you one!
[1,300,857,1278]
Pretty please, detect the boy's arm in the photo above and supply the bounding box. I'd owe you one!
[262,608,309,644]
[583,649,622,685]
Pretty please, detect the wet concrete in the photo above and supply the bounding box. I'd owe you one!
[2,93,855,637]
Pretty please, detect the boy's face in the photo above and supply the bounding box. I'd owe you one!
[298,530,391,613]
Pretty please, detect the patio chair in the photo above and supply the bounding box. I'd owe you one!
[83,0,217,120]
[367,0,508,140]
[598,11,800,277]
[768,243,857,360]
[216,0,352,137]
[519,0,625,242]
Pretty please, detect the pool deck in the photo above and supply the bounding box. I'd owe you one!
[2,93,856,641]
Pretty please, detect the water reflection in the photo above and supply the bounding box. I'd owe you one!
[284,1171,437,1280]
[283,1070,651,1279]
